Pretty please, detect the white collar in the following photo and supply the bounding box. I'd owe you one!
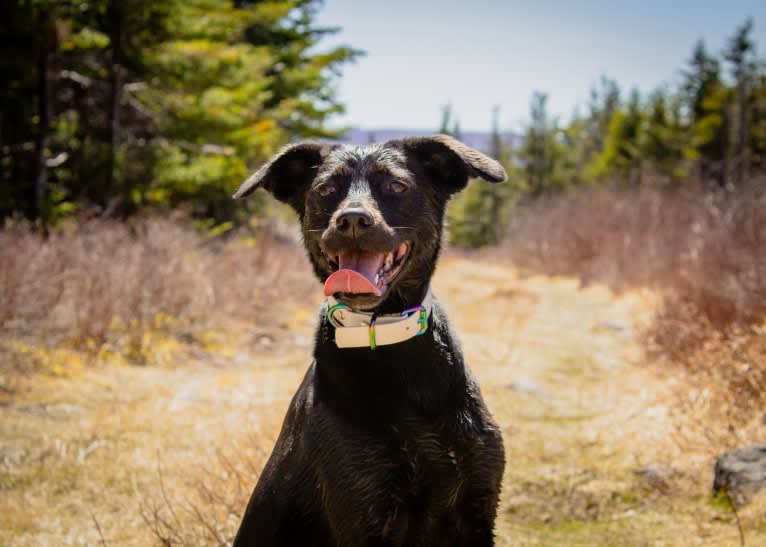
[325,289,433,349]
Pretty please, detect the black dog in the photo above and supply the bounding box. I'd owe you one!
[232,135,506,546]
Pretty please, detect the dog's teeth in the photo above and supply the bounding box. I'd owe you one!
[396,244,407,261]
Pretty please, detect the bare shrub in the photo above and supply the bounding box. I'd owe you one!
[0,215,313,362]
[140,432,273,546]
[503,179,766,423]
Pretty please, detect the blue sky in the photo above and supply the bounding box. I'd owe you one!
[315,0,766,132]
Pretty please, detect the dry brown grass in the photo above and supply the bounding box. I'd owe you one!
[3,240,761,545]
[502,179,766,442]
[139,436,269,546]
[0,215,313,383]
[3,190,765,545]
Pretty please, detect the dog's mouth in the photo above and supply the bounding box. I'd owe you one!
[323,242,410,298]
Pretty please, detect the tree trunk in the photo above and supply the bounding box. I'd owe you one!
[105,0,123,213]
[720,108,730,188]
[736,81,747,183]
[34,8,53,233]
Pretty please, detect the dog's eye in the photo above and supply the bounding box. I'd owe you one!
[316,183,336,197]
[383,180,409,194]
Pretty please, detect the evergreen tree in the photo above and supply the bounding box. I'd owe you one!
[724,18,758,183]
[448,107,513,246]
[641,89,685,180]
[750,69,766,172]
[519,92,566,195]
[0,0,60,223]
[240,0,360,138]
[590,90,644,183]
[559,113,589,183]
[0,0,358,224]
[439,101,461,138]
[588,77,621,153]
[682,40,729,186]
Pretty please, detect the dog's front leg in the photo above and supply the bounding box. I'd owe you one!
[450,507,499,547]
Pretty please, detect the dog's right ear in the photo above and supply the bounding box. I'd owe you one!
[233,142,333,212]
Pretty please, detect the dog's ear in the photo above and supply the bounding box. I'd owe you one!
[233,142,333,211]
[400,134,507,195]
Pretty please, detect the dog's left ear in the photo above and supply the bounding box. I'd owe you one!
[400,134,507,195]
[233,142,334,213]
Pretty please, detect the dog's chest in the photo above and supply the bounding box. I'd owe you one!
[394,426,465,503]
[320,421,472,512]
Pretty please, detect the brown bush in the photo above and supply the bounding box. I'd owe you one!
[0,216,313,357]
[503,179,766,419]
[140,435,270,546]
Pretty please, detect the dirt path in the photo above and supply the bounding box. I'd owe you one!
[1,257,748,546]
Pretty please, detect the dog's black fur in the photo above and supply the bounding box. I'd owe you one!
[232,135,506,547]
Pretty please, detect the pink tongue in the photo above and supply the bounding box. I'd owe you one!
[323,251,385,296]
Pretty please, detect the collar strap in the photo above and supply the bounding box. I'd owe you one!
[326,290,433,349]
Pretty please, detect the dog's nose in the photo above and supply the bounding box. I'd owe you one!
[335,208,373,235]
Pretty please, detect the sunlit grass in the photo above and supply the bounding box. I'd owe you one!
[2,210,765,545]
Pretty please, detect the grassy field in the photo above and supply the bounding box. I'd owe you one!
[3,181,766,545]
[3,252,764,546]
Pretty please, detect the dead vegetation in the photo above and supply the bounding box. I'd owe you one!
[139,439,268,546]
[3,183,765,545]
[0,215,313,386]
[503,179,766,446]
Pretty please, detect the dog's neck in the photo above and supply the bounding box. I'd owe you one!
[326,289,433,349]
[313,291,467,419]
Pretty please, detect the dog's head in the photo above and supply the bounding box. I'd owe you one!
[234,135,506,312]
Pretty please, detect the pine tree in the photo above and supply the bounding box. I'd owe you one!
[0,1,60,224]
[750,70,766,172]
[641,89,685,180]
[239,0,360,138]
[120,0,357,219]
[724,18,758,183]
[0,0,357,223]
[439,102,461,138]
[589,89,643,183]
[588,77,621,153]
[683,40,729,186]
[519,92,567,195]
[447,107,514,246]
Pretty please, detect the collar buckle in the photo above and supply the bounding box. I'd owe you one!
[326,302,350,328]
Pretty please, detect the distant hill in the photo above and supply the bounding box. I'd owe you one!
[337,128,523,154]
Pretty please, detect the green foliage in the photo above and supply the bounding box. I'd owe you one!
[140,1,279,216]
[448,19,766,248]
[517,92,569,195]
[0,0,359,224]
[591,90,644,182]
[449,107,518,247]
[531,19,765,192]
[641,90,686,180]
[681,40,730,184]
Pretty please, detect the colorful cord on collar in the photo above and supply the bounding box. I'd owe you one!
[325,290,433,350]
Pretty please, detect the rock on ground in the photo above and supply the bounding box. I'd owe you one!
[712,444,766,506]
